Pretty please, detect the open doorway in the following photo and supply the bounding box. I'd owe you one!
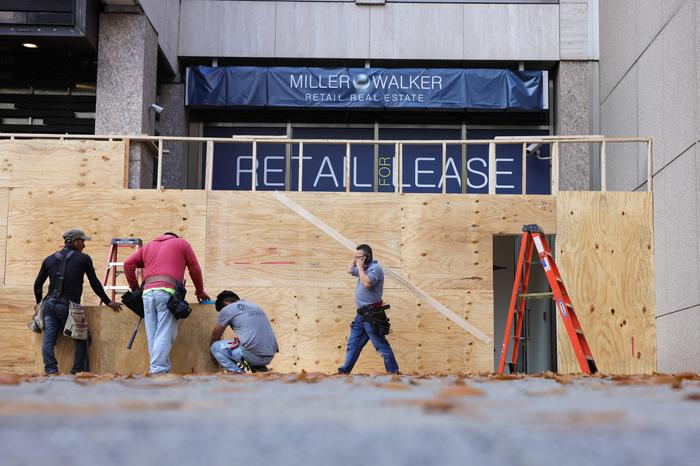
[493,235,557,373]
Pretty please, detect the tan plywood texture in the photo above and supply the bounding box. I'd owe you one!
[0,188,8,285]
[555,192,656,374]
[4,188,207,296]
[0,139,126,189]
[0,287,36,373]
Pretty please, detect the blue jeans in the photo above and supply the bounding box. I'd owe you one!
[339,314,399,374]
[142,290,179,374]
[41,299,88,374]
[210,340,274,373]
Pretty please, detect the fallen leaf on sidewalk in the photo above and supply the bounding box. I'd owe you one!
[554,375,574,385]
[0,373,21,385]
[385,398,457,413]
[523,387,567,397]
[422,399,457,413]
[285,370,326,383]
[437,386,484,398]
[373,382,410,391]
[489,374,524,381]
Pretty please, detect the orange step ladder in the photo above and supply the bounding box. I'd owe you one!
[102,238,142,302]
[498,224,598,375]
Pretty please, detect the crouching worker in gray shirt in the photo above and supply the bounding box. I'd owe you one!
[209,290,279,373]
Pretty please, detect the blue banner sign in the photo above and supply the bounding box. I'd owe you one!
[187,67,546,111]
[204,127,551,194]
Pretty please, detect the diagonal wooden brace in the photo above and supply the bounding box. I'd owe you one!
[272,191,491,344]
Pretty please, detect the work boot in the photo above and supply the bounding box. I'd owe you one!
[235,358,252,373]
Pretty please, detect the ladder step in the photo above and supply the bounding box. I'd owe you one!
[107,262,124,267]
[104,285,130,291]
[519,292,553,300]
[111,238,143,246]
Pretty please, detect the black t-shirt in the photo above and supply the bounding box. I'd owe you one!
[33,247,112,305]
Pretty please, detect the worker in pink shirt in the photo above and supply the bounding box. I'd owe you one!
[124,232,210,374]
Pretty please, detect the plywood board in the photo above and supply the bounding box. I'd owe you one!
[399,195,554,290]
[4,189,207,294]
[205,192,401,288]
[0,139,126,189]
[0,188,8,285]
[399,195,555,235]
[0,287,37,372]
[556,192,656,374]
[293,288,492,374]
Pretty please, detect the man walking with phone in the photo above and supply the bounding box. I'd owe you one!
[337,244,399,375]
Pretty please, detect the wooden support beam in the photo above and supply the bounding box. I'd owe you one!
[345,142,351,193]
[398,143,403,194]
[123,138,130,189]
[441,142,447,195]
[156,139,163,189]
[205,140,214,191]
[600,141,607,192]
[646,139,653,192]
[551,142,560,194]
[272,191,492,344]
[521,143,527,194]
[488,142,496,195]
[298,142,304,192]
[252,141,257,192]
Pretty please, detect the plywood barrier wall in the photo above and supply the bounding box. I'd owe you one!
[555,192,656,374]
[0,139,126,189]
[0,189,557,374]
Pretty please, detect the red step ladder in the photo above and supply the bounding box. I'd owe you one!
[498,224,598,375]
[102,238,142,302]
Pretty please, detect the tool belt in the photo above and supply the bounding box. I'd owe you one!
[63,301,88,340]
[357,302,391,336]
[142,274,192,320]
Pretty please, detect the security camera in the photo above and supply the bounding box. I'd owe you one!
[526,143,542,154]
[150,103,164,114]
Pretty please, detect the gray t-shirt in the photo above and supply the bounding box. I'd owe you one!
[217,300,279,356]
[351,260,384,307]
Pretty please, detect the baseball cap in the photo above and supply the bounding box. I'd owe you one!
[63,228,91,243]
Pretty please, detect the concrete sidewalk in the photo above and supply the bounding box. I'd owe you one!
[1,372,699,466]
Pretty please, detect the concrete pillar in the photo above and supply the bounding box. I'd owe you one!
[157,83,189,189]
[95,13,158,188]
[556,60,593,190]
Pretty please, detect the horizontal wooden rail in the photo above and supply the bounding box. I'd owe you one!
[0,133,654,194]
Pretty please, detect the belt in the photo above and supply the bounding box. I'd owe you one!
[357,302,390,314]
[143,274,177,287]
